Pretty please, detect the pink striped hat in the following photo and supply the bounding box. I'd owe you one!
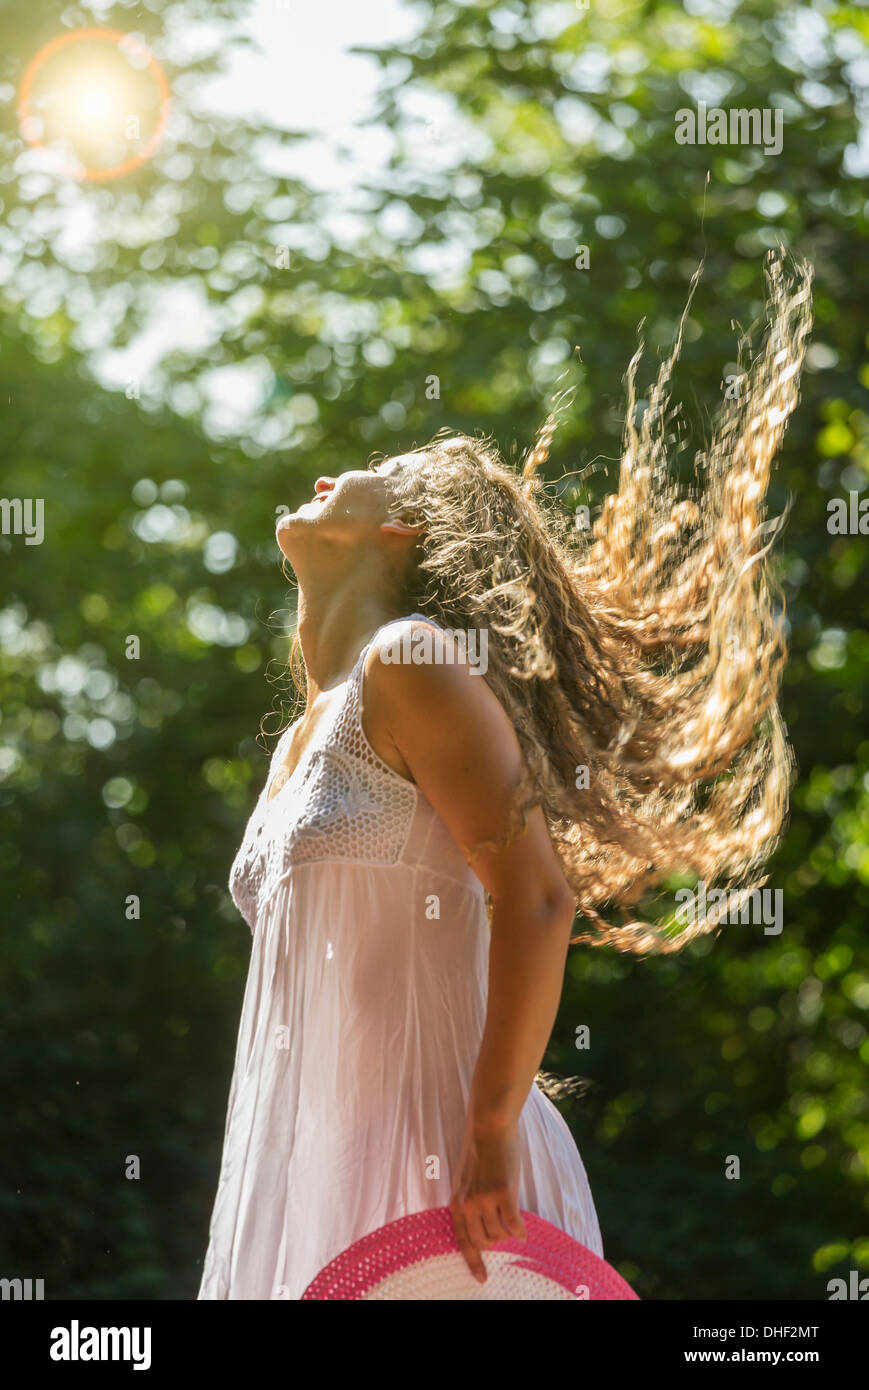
[302,1206,639,1300]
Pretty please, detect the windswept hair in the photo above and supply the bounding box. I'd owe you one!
[381,251,813,955]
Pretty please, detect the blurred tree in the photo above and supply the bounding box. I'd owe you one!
[1,0,867,1298]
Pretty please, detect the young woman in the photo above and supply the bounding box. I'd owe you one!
[198,254,812,1299]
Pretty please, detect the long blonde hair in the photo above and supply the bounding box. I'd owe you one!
[377,250,813,955]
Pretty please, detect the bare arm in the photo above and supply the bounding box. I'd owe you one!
[366,621,577,1278]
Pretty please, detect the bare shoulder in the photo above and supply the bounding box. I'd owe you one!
[358,620,458,781]
[363,619,568,903]
[364,618,493,719]
[364,618,520,776]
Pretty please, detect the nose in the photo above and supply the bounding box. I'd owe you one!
[313,477,334,497]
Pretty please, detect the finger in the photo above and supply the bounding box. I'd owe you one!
[478,1196,506,1244]
[450,1201,487,1284]
[462,1198,494,1255]
[497,1197,528,1242]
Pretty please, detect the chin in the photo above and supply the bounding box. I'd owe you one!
[275,513,302,558]
[277,505,311,531]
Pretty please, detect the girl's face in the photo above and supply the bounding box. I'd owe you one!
[275,453,422,558]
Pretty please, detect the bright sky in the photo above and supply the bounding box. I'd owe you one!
[81,0,477,432]
[197,0,418,184]
[77,0,437,421]
[20,0,869,436]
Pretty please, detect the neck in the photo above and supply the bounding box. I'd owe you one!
[295,578,409,701]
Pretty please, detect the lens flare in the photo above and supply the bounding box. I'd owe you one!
[17,28,170,182]
[75,83,119,122]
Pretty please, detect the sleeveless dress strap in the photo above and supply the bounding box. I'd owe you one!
[332,613,439,787]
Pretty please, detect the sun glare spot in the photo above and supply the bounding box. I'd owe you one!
[17,28,170,181]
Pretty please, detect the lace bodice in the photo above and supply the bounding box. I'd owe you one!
[229,618,422,929]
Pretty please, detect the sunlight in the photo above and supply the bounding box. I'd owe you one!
[62,71,125,129]
[17,28,170,181]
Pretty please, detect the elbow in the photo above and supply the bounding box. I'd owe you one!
[548,889,577,934]
[491,884,576,933]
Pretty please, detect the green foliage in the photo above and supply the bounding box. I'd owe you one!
[1,0,867,1298]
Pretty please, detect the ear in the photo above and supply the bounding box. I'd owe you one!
[380,518,427,538]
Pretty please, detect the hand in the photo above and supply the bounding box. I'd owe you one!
[449,1118,528,1285]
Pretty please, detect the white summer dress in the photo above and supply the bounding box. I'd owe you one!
[197,614,603,1299]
